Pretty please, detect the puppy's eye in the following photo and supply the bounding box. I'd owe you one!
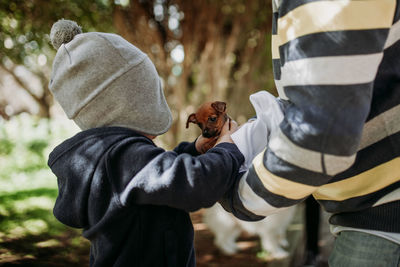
[209,117,217,122]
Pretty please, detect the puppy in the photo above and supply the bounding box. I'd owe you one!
[186,101,231,153]
[203,203,297,260]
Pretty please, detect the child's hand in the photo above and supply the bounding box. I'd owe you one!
[215,119,238,146]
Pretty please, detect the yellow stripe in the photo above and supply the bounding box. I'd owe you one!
[314,157,400,201]
[253,150,317,200]
[278,0,396,45]
[271,34,280,59]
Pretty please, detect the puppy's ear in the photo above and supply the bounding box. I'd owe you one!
[186,113,197,128]
[211,101,226,113]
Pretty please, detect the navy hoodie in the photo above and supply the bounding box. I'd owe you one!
[48,127,244,267]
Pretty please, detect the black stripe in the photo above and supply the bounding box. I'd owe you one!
[278,0,323,18]
[246,165,306,207]
[272,58,281,80]
[328,200,400,232]
[264,149,331,186]
[219,172,265,221]
[318,181,400,214]
[272,12,278,35]
[282,83,373,156]
[368,41,400,120]
[330,132,400,182]
[279,29,389,65]
[394,1,400,23]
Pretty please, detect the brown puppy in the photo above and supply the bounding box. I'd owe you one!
[186,101,231,153]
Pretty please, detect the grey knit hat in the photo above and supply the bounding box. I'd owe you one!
[49,19,172,135]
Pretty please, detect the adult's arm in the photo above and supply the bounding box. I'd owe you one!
[222,0,397,220]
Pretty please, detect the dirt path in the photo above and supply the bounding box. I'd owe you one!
[0,210,268,267]
[192,210,269,267]
[2,207,331,266]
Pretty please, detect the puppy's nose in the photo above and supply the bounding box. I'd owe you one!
[202,129,213,138]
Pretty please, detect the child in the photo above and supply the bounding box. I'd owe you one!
[47,19,243,267]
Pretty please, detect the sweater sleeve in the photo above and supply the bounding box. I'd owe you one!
[109,141,244,212]
[173,141,201,156]
[222,0,397,220]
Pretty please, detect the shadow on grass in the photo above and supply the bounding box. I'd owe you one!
[0,188,89,266]
[0,188,57,202]
[0,229,90,267]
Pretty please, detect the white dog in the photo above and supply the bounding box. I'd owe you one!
[203,203,297,260]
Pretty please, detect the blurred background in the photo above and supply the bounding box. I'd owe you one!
[0,0,332,266]
[0,0,275,147]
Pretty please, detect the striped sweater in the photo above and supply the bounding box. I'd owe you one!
[223,0,400,233]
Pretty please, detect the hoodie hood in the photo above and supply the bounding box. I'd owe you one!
[48,127,151,228]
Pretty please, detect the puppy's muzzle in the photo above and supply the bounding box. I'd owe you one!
[202,129,218,138]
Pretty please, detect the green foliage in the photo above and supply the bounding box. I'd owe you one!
[0,115,87,265]
[0,114,76,223]
[0,138,14,155]
[0,0,115,71]
[27,139,48,158]
[0,188,89,265]
[0,188,60,236]
[256,250,271,261]
[0,114,78,191]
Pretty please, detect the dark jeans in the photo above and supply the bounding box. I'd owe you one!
[329,231,400,267]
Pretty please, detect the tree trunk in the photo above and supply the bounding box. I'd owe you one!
[112,0,273,146]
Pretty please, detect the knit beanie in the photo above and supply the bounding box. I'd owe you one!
[49,19,172,135]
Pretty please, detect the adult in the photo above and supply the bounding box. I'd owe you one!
[223,1,400,266]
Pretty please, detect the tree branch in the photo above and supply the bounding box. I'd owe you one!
[0,64,42,104]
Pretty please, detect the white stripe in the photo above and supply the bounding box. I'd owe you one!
[270,128,356,175]
[359,105,400,150]
[238,172,284,216]
[325,153,356,176]
[280,53,383,87]
[274,79,288,100]
[373,188,400,207]
[269,130,323,173]
[272,0,281,13]
[384,20,400,49]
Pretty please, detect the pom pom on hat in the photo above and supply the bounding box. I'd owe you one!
[49,22,173,135]
[50,19,82,50]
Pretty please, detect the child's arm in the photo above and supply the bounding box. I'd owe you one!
[172,135,219,156]
[110,121,244,212]
[173,141,200,156]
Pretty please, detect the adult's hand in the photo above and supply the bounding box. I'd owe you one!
[214,119,238,146]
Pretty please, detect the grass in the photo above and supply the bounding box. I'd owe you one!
[0,114,89,266]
